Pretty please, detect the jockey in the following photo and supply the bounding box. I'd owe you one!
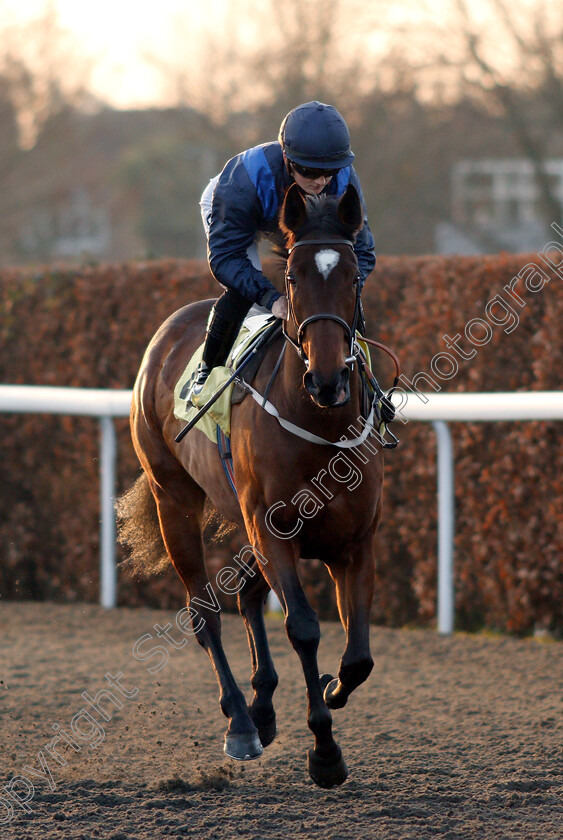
[188,100,376,402]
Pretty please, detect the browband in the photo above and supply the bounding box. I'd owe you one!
[288,238,354,253]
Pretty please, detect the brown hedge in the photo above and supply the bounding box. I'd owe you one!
[0,253,561,634]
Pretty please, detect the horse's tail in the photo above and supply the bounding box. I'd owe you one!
[116,472,170,578]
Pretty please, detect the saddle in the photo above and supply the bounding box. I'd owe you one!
[173,312,281,442]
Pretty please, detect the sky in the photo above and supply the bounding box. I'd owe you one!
[2,0,225,107]
[2,0,471,108]
[1,0,546,109]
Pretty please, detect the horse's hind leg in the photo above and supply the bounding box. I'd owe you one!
[323,536,375,710]
[150,475,262,761]
[237,561,278,747]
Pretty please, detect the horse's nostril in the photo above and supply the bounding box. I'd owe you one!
[304,368,351,406]
[304,371,318,395]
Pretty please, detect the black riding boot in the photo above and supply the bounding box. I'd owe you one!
[188,288,252,402]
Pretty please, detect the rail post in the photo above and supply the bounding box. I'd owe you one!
[99,415,118,608]
[432,420,455,635]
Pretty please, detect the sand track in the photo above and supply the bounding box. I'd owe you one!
[1,603,561,839]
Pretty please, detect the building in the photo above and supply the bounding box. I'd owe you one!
[436,158,563,254]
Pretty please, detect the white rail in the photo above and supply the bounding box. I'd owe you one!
[0,385,132,418]
[0,386,131,609]
[1,386,562,631]
[394,390,563,632]
[393,391,563,422]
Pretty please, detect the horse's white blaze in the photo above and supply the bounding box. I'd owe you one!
[315,249,340,280]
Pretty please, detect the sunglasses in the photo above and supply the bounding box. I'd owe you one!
[291,162,339,179]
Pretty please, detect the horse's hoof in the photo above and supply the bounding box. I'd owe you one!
[249,705,277,748]
[307,746,348,788]
[323,677,348,710]
[224,731,263,761]
[319,673,334,693]
[258,717,277,748]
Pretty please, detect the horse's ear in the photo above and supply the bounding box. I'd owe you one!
[338,184,363,236]
[281,183,308,237]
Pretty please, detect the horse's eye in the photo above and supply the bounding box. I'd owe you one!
[286,271,297,285]
[353,274,361,286]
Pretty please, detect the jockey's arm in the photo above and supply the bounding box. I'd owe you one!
[348,169,376,287]
[207,163,282,310]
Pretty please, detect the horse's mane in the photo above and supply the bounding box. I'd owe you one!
[281,193,357,249]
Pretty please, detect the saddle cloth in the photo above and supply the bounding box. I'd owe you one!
[173,311,276,442]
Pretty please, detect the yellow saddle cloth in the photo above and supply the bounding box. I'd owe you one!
[173,313,275,442]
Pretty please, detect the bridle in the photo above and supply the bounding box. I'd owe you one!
[283,237,362,368]
[280,234,401,448]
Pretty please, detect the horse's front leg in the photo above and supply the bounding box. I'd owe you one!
[245,519,348,788]
[323,534,376,710]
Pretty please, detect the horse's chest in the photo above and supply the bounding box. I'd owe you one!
[294,484,376,558]
[251,441,380,552]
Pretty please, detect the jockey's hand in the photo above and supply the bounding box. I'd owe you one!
[271,295,288,320]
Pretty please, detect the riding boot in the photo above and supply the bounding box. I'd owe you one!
[187,288,252,403]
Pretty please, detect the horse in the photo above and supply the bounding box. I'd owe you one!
[119,182,385,788]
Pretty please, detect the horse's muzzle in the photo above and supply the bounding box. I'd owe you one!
[304,366,350,407]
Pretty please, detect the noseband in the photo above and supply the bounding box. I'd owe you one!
[284,238,361,368]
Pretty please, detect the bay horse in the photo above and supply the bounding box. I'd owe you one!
[120,183,384,788]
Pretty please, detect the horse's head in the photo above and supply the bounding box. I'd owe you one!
[280,183,364,408]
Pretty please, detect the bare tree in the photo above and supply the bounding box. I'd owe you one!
[144,0,393,134]
[142,0,265,126]
[437,0,563,223]
[0,1,93,148]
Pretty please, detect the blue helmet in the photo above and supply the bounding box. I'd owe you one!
[278,101,355,169]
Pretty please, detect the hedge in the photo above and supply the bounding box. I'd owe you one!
[0,251,561,635]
